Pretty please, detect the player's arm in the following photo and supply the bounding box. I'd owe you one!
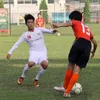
[39,27,57,34]
[52,21,72,28]
[90,37,97,58]
[7,34,25,59]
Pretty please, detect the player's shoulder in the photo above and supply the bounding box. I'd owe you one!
[71,20,80,24]
[35,27,48,33]
[34,27,42,32]
[23,31,28,34]
[40,18,44,21]
[35,26,43,29]
[21,31,29,36]
[71,20,81,27]
[34,26,40,29]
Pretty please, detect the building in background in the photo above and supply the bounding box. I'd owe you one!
[4,0,100,24]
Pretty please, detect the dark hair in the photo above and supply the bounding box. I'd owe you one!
[37,13,41,16]
[82,12,84,14]
[24,14,35,24]
[69,11,82,21]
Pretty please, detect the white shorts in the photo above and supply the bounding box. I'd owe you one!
[28,51,48,65]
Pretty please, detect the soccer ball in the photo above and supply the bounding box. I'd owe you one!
[57,33,61,36]
[72,83,82,94]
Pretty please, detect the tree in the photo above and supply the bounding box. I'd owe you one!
[0,0,4,8]
[84,0,90,23]
[39,0,48,24]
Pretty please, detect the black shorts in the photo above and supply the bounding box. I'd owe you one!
[68,38,91,68]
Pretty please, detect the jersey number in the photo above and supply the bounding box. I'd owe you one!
[81,23,90,36]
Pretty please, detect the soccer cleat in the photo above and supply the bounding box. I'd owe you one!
[54,86,65,92]
[63,93,71,98]
[34,79,39,87]
[17,77,24,85]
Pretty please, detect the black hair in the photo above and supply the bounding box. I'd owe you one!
[37,12,41,16]
[69,11,82,21]
[82,12,84,14]
[24,14,35,24]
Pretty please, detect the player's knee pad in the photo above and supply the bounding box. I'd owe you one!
[28,62,35,67]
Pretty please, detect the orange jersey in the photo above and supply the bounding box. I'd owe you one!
[36,18,45,27]
[71,20,93,41]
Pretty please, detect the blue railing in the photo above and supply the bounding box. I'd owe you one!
[52,12,70,23]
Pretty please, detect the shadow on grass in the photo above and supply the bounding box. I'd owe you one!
[0,58,99,65]
[0,58,100,100]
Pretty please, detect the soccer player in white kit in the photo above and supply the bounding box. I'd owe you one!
[6,14,57,87]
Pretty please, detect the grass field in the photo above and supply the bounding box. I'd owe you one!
[0,24,100,100]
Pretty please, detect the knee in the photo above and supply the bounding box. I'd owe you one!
[67,63,75,70]
[73,65,81,74]
[28,62,35,68]
[41,61,48,69]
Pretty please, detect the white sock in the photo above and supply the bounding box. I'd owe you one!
[35,65,45,80]
[21,64,29,78]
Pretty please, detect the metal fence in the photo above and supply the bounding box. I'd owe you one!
[10,11,100,25]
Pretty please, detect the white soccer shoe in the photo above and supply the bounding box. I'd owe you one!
[54,86,65,92]
[63,93,71,98]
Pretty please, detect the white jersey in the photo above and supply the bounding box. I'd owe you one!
[8,27,55,54]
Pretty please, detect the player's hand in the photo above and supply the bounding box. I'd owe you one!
[90,51,95,59]
[7,54,11,59]
[53,30,58,33]
[52,24,59,28]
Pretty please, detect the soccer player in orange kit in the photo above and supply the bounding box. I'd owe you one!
[52,11,97,98]
[36,13,45,27]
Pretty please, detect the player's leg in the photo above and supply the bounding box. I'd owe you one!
[64,65,81,95]
[54,43,77,92]
[63,63,74,89]
[64,39,91,97]
[63,39,82,97]
[34,60,48,87]
[63,42,78,90]
[54,63,74,92]
[17,51,37,85]
[35,60,48,80]
[17,61,36,85]
[21,61,36,78]
[34,53,48,87]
